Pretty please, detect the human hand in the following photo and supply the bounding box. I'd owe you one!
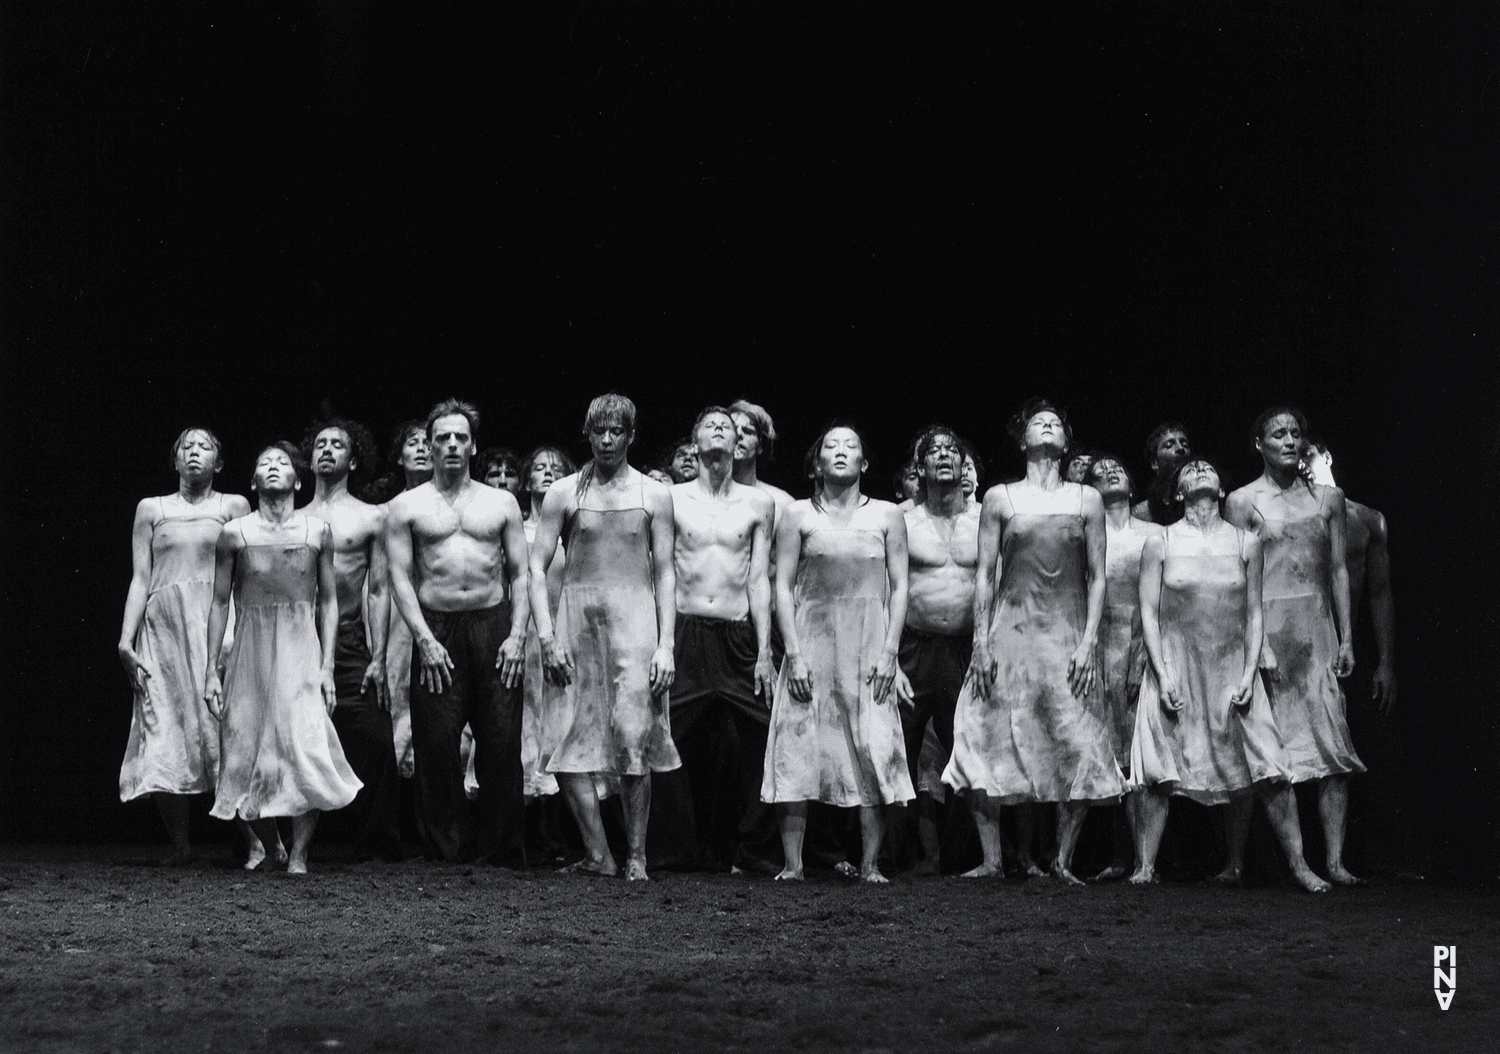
[119,644,151,696]
[361,659,389,711]
[753,650,776,704]
[541,636,574,687]
[1334,641,1355,679]
[417,635,454,694]
[894,667,915,710]
[1158,673,1183,713]
[966,647,996,700]
[868,649,898,704]
[1228,680,1254,711]
[786,654,814,702]
[204,671,225,721]
[1067,639,1097,699]
[1258,641,1280,684]
[321,667,338,716]
[495,635,525,690]
[1372,663,1398,715]
[649,645,675,696]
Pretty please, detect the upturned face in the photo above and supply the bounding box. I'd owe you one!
[1151,429,1190,469]
[1175,459,1223,501]
[431,415,475,473]
[693,413,736,459]
[1021,411,1067,454]
[313,427,354,480]
[731,413,762,464]
[1064,454,1095,484]
[588,416,632,468]
[528,452,565,497]
[398,430,431,474]
[647,468,674,485]
[815,427,865,485]
[960,455,977,497]
[1088,458,1130,500]
[1255,414,1303,471]
[484,462,520,493]
[898,464,921,501]
[253,447,299,496]
[1302,445,1336,487]
[175,430,221,483]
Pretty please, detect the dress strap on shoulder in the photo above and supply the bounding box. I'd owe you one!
[217,493,226,519]
[1076,482,1084,515]
[237,519,248,545]
[156,496,167,522]
[305,518,312,546]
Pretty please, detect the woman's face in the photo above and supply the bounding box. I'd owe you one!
[1022,411,1067,454]
[175,430,221,483]
[815,427,865,485]
[398,430,432,474]
[252,447,298,496]
[528,452,565,496]
[1175,460,1223,501]
[1088,458,1130,500]
[484,462,520,493]
[1256,414,1303,471]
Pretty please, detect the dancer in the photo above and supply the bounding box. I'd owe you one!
[1226,407,1364,885]
[205,443,362,873]
[894,426,982,872]
[387,399,531,867]
[893,457,921,507]
[1063,451,1097,485]
[302,416,402,861]
[530,394,680,881]
[378,422,433,778]
[729,400,795,523]
[762,423,913,883]
[944,399,1123,884]
[1084,455,1162,880]
[1132,422,1192,524]
[668,439,699,484]
[660,407,780,871]
[476,448,522,495]
[1129,459,1331,892]
[118,428,250,864]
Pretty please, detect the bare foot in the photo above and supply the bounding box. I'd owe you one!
[959,863,1001,879]
[1050,862,1085,887]
[1020,859,1048,878]
[773,868,804,882]
[1290,867,1331,893]
[832,861,858,880]
[860,867,889,884]
[286,857,308,875]
[624,858,649,882]
[1327,865,1365,887]
[1090,865,1130,883]
[1211,866,1243,887]
[1125,867,1159,886]
[559,857,618,878]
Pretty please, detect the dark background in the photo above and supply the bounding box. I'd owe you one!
[3,3,1495,877]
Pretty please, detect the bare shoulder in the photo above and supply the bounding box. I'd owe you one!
[218,515,249,551]
[479,481,523,520]
[222,493,253,517]
[862,497,903,531]
[979,482,1010,518]
[306,515,335,551]
[641,473,674,514]
[1240,527,1263,557]
[756,480,794,508]
[782,498,813,530]
[1318,483,1346,518]
[1139,519,1165,539]
[1141,531,1166,560]
[1077,483,1105,515]
[1131,499,1151,521]
[737,481,776,516]
[134,497,160,524]
[387,482,431,521]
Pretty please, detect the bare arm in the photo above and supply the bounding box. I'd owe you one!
[1327,487,1354,676]
[1365,512,1398,712]
[1137,533,1176,711]
[364,505,392,708]
[1069,486,1107,698]
[529,482,574,686]
[775,503,812,702]
[869,503,908,703]
[315,521,340,714]
[385,493,453,693]
[495,494,530,689]
[647,480,677,695]
[747,493,775,698]
[203,525,240,719]
[117,500,155,694]
[968,487,1005,698]
[1234,532,1265,708]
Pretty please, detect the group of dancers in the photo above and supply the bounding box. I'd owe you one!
[118,394,1398,889]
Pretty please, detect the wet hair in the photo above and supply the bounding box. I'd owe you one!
[1143,421,1192,466]
[1251,404,1310,444]
[518,445,576,516]
[577,393,638,498]
[1005,397,1074,451]
[728,399,777,461]
[426,397,481,442]
[891,456,918,496]
[299,411,378,490]
[804,421,871,512]
[364,420,430,504]
[1167,457,1230,506]
[170,427,223,473]
[475,447,521,485]
[1085,453,1135,499]
[908,424,972,502]
[250,440,307,493]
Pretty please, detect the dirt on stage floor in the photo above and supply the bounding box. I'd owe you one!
[0,846,1493,1053]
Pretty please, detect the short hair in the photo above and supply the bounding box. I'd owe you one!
[803,420,869,480]
[691,405,736,440]
[891,456,918,495]
[1006,397,1074,450]
[475,447,520,482]
[1251,405,1310,443]
[170,427,223,472]
[1063,448,1100,481]
[728,399,777,461]
[581,392,636,436]
[299,412,378,487]
[911,423,968,465]
[251,440,306,478]
[426,398,481,441]
[1168,457,1230,504]
[1085,453,1135,499]
[960,443,985,485]
[1143,421,1192,466]
[387,420,426,468]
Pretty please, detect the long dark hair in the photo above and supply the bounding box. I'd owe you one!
[803,420,871,513]
[364,420,430,504]
[520,445,577,517]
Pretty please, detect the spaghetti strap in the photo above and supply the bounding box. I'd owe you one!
[237,520,248,546]
[157,496,167,522]
[217,493,226,519]
[1076,482,1084,516]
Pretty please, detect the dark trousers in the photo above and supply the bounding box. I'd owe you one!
[330,696,403,861]
[409,603,525,868]
[895,627,971,790]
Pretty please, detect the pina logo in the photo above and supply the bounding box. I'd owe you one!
[1433,945,1457,1010]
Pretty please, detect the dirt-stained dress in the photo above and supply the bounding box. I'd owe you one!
[119,495,235,801]
[943,483,1123,803]
[1252,486,1364,781]
[521,519,568,797]
[1099,519,1157,770]
[762,507,914,806]
[1129,524,1292,803]
[210,519,362,820]
[546,485,680,777]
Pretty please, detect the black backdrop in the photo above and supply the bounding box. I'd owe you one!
[3,3,1495,878]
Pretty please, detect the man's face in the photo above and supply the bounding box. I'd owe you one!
[430,415,475,473]
[313,427,353,481]
[484,462,520,493]
[693,413,736,459]
[175,430,220,482]
[1152,429,1190,470]
[399,430,431,474]
[253,447,297,496]
[588,417,632,467]
[1064,454,1095,484]
[960,455,977,498]
[671,445,699,482]
[898,464,921,502]
[1302,444,1336,487]
[731,413,762,464]
[920,434,961,487]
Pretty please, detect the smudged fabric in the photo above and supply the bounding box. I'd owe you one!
[762,525,914,807]
[119,497,233,801]
[1099,522,1152,768]
[548,506,680,777]
[1255,492,1365,781]
[944,488,1124,804]
[211,535,362,821]
[521,521,568,797]
[1130,525,1292,804]
[916,719,949,801]
[386,610,416,777]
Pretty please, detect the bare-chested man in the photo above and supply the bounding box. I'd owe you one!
[654,407,779,872]
[892,426,982,872]
[1132,422,1192,525]
[300,416,402,862]
[729,400,795,648]
[386,398,530,867]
